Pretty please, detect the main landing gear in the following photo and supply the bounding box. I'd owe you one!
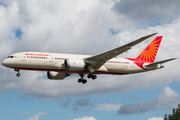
[78,73,97,84]
[87,73,97,80]
[78,78,87,84]
[14,68,21,77]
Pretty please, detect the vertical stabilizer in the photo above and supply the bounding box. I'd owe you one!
[135,36,163,63]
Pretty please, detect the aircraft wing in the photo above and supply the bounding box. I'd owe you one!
[84,33,157,71]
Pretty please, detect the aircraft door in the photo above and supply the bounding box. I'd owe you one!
[47,56,54,66]
[131,62,136,68]
[21,55,26,61]
[49,56,54,62]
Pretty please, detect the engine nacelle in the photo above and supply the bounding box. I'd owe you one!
[47,71,67,80]
[64,58,86,70]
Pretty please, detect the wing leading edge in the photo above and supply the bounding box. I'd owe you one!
[84,33,157,71]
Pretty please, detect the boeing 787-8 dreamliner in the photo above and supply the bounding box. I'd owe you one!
[2,33,176,84]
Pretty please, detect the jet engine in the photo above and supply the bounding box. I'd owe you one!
[64,58,86,70]
[47,71,69,80]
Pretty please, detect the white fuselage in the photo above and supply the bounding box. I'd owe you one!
[2,34,172,83]
[2,52,147,75]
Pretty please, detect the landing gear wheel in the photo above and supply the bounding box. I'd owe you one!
[78,78,87,84]
[92,75,97,80]
[82,79,87,84]
[87,74,92,78]
[78,78,82,83]
[16,73,21,77]
[87,74,97,80]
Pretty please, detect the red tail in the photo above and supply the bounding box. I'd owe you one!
[135,36,163,63]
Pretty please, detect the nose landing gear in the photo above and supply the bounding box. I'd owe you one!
[14,68,21,77]
[16,72,21,77]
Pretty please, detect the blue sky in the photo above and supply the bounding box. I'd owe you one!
[1,82,180,120]
[0,0,180,120]
[14,28,22,40]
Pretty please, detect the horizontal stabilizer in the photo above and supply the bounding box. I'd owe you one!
[144,58,177,70]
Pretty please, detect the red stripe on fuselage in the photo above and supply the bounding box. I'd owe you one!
[11,67,128,75]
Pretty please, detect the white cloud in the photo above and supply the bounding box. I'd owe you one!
[113,0,180,26]
[96,103,121,111]
[77,0,99,12]
[117,87,180,115]
[148,117,163,120]
[73,98,94,112]
[74,116,96,120]
[27,111,47,120]
[158,86,179,109]
[61,98,121,112]
[0,0,179,101]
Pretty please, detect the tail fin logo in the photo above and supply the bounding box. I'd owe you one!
[135,36,163,63]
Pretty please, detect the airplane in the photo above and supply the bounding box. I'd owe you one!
[2,33,176,84]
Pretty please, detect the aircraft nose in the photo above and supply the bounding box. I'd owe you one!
[2,59,8,67]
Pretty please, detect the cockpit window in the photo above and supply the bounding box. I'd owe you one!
[7,56,14,58]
